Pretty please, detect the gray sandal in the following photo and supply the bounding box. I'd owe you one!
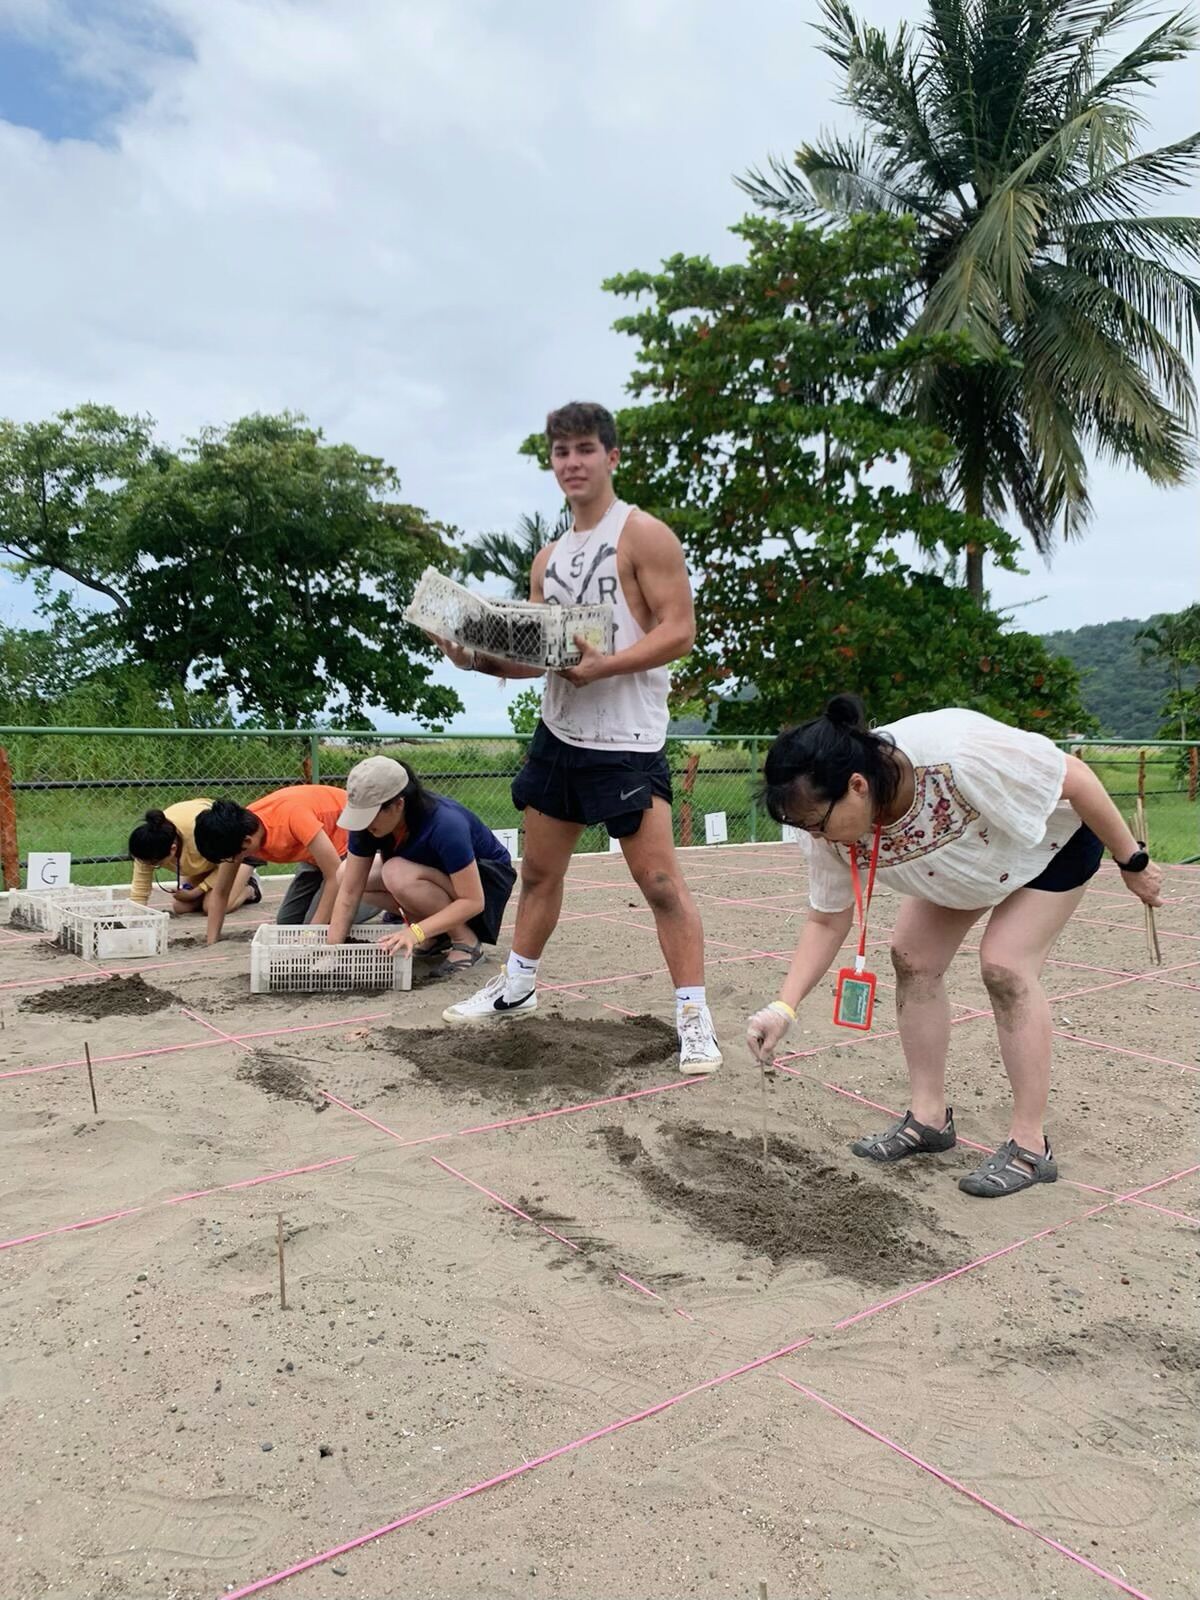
[429,940,486,979]
[959,1138,1057,1198]
[851,1108,956,1163]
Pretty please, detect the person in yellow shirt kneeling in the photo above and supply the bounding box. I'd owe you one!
[128,799,261,915]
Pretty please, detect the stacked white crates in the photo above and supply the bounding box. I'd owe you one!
[56,899,169,961]
[250,924,413,995]
[403,567,613,669]
[8,885,120,937]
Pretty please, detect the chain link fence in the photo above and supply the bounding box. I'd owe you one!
[0,727,1195,888]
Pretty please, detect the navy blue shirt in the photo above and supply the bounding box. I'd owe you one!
[347,795,511,876]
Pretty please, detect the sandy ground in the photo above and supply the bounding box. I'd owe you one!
[0,844,1197,1600]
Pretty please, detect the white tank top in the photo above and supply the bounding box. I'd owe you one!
[540,499,671,751]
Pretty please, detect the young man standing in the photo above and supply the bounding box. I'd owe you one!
[431,401,721,1073]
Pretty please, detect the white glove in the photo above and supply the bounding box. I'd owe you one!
[746,1001,794,1064]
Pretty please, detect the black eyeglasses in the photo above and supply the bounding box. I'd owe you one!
[787,794,838,836]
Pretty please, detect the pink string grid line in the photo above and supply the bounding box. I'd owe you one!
[0,951,232,996]
[224,1138,1194,1598]
[0,1009,390,1082]
[770,1063,1200,1226]
[773,1375,1155,1600]
[0,1076,702,1257]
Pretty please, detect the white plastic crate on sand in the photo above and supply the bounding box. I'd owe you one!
[8,885,120,935]
[250,924,413,995]
[56,899,168,961]
[403,567,614,668]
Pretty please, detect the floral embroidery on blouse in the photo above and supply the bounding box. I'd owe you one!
[876,764,979,866]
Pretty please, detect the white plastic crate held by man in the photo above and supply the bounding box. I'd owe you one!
[403,567,613,668]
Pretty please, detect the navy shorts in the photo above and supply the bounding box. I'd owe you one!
[1024,824,1104,893]
[469,856,517,945]
[512,721,673,839]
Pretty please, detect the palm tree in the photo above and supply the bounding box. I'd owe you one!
[457,507,571,598]
[739,0,1200,595]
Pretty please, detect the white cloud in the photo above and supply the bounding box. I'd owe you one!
[0,0,1196,730]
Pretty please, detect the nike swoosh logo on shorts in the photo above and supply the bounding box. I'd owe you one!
[619,786,646,802]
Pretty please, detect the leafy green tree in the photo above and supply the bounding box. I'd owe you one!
[679,547,1092,735]
[0,405,158,610]
[1042,614,1184,736]
[459,507,570,597]
[0,408,462,727]
[740,0,1200,594]
[603,212,1089,735]
[507,685,543,735]
[1137,603,1200,738]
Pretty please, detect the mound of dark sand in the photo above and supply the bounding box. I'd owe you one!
[601,1122,952,1287]
[19,972,180,1020]
[379,1013,678,1103]
[235,1049,319,1106]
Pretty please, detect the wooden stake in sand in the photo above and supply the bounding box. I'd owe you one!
[757,1055,770,1171]
[276,1211,288,1311]
[1135,753,1162,967]
[84,1040,98,1117]
[758,1580,769,1600]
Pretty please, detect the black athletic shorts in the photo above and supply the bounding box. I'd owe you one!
[1024,824,1105,893]
[511,721,673,840]
[469,856,517,945]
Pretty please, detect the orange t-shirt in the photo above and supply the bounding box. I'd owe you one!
[248,785,348,865]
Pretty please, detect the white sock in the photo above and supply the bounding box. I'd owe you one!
[506,950,540,996]
[675,985,707,1015]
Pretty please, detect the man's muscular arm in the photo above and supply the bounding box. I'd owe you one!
[556,513,694,687]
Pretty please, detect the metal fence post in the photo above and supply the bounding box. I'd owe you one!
[308,733,321,784]
[0,746,19,890]
[748,737,759,843]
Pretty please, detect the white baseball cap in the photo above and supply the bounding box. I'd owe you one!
[338,755,411,831]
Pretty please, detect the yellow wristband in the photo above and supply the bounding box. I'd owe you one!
[769,999,796,1020]
[409,923,426,945]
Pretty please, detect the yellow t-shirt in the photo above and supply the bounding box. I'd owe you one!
[129,798,218,904]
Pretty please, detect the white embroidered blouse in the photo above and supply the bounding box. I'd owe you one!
[799,709,1080,913]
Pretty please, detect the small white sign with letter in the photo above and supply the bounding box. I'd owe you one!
[781,824,803,845]
[608,834,623,853]
[492,828,520,859]
[704,811,728,845]
[27,851,70,889]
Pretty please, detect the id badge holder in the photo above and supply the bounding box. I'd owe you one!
[833,965,877,1031]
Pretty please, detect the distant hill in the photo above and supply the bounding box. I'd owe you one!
[1041,616,1177,738]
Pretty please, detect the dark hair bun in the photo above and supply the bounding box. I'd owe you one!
[144,808,168,826]
[824,693,867,732]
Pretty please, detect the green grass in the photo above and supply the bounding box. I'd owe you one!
[5,734,1196,884]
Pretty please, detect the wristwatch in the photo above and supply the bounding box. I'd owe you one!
[1115,842,1150,873]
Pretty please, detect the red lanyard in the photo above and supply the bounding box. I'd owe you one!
[848,821,883,972]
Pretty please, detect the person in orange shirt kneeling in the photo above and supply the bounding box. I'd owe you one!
[195,784,353,944]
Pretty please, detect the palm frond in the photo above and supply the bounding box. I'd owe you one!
[1061,213,1200,267]
[1077,9,1199,111]
[735,157,828,219]
[1037,259,1198,415]
[1060,229,1200,357]
[1057,131,1200,222]
[815,0,973,200]
[797,133,940,215]
[1061,0,1155,106]
[1022,273,1192,473]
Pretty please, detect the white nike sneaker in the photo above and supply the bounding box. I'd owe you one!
[442,973,538,1025]
[678,1002,722,1075]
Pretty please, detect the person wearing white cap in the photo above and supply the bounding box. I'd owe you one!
[327,755,517,977]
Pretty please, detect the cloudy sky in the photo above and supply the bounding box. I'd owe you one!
[1,0,1196,731]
